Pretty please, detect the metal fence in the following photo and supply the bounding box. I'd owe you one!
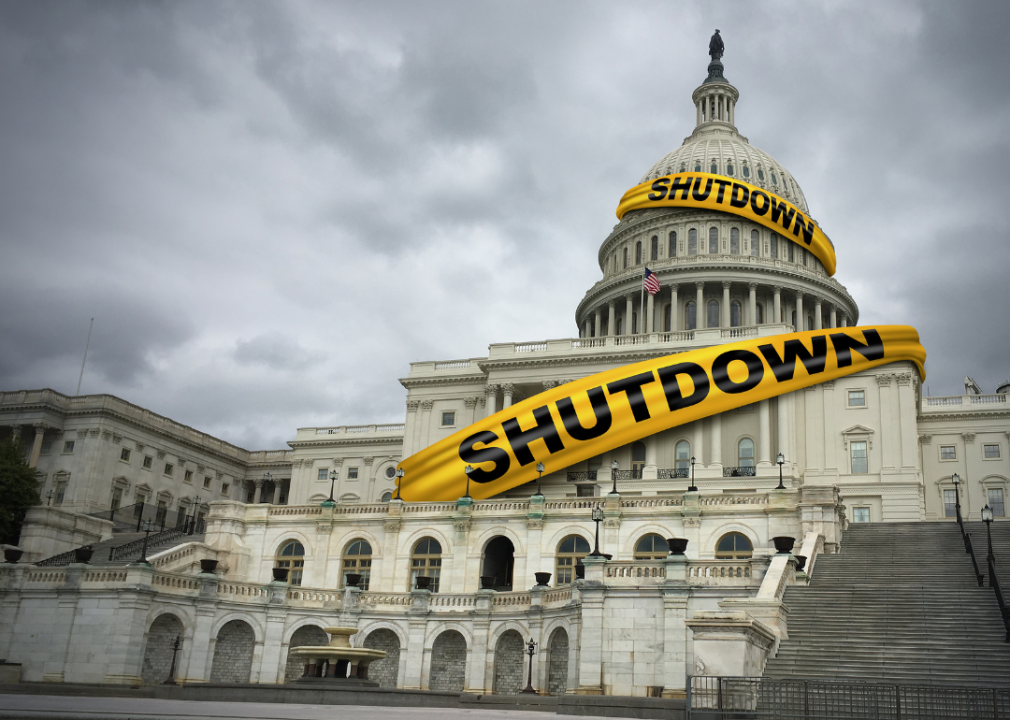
[686,676,1010,719]
[89,501,205,535]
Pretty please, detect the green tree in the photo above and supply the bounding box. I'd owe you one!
[0,434,41,545]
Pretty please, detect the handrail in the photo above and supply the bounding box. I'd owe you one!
[35,548,81,567]
[987,556,1010,642]
[955,500,984,586]
[108,525,195,561]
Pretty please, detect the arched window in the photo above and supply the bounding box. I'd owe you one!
[743,163,751,178]
[381,491,392,502]
[669,231,677,257]
[632,441,646,479]
[342,539,372,589]
[730,301,741,327]
[685,302,697,330]
[651,235,659,261]
[771,173,778,186]
[708,227,719,254]
[411,537,442,592]
[635,534,669,560]
[635,241,642,265]
[770,233,779,259]
[707,300,719,328]
[623,248,628,269]
[277,540,305,586]
[710,161,718,174]
[679,164,686,173]
[716,532,753,559]
[756,304,764,324]
[730,228,739,255]
[738,438,754,469]
[750,229,759,256]
[556,535,590,585]
[675,441,691,470]
[727,162,734,176]
[688,229,698,255]
[694,161,702,172]
[758,168,766,181]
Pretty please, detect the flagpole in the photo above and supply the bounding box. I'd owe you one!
[640,268,646,335]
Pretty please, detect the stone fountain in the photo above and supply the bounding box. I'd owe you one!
[290,627,386,686]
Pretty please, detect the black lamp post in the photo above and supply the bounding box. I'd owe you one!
[953,473,963,522]
[163,635,180,685]
[589,506,605,557]
[394,468,404,500]
[463,465,473,498]
[327,470,337,504]
[776,453,786,490]
[46,489,53,507]
[610,460,620,495]
[138,520,154,565]
[522,637,538,694]
[688,456,698,492]
[534,462,545,497]
[983,503,996,586]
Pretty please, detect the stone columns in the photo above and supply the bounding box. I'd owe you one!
[607,302,616,337]
[625,295,634,335]
[758,399,772,467]
[796,293,804,331]
[646,293,655,334]
[670,285,679,331]
[466,596,492,692]
[710,413,723,470]
[897,372,918,470]
[485,385,498,417]
[253,480,263,504]
[583,320,591,338]
[502,384,514,409]
[575,557,606,695]
[721,281,731,328]
[814,300,823,330]
[28,424,47,469]
[644,435,658,479]
[594,308,602,338]
[829,307,837,329]
[694,420,705,467]
[660,559,689,696]
[259,608,288,684]
[878,374,897,470]
[748,283,758,326]
[777,394,792,466]
[695,282,704,329]
[773,286,782,323]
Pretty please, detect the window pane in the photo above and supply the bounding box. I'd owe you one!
[984,444,1000,459]
[851,441,867,474]
[730,228,739,254]
[848,390,865,407]
[709,227,719,254]
[686,302,696,330]
[989,489,1005,517]
[770,234,778,259]
[675,441,690,469]
[944,489,957,518]
[669,231,677,257]
[688,229,697,255]
[853,508,870,523]
[707,301,719,328]
[750,230,759,256]
[940,446,956,460]
[731,302,741,327]
[651,236,659,261]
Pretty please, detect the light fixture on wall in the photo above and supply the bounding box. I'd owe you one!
[327,470,337,504]
[534,462,545,498]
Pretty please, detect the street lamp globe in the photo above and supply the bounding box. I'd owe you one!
[982,504,994,523]
[463,464,473,498]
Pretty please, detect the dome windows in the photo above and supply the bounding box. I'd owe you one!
[758,168,766,181]
[651,235,659,261]
[694,161,702,172]
[710,161,718,174]
[686,301,697,330]
[708,227,719,254]
[771,173,778,186]
[635,241,642,265]
[730,228,739,255]
[688,229,698,255]
[743,164,751,178]
[750,230,759,256]
[770,233,779,259]
[669,231,677,258]
[731,301,742,327]
[727,162,734,177]
[707,300,719,328]
[623,248,629,269]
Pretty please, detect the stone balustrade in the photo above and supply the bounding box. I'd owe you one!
[922,393,1008,411]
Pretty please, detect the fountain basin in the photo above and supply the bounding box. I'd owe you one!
[289,627,386,684]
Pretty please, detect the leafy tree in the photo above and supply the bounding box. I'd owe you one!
[0,434,41,545]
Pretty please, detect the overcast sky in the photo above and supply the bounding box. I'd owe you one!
[2,1,1008,450]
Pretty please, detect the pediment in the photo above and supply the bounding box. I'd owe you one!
[841,424,875,436]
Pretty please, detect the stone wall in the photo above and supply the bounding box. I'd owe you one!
[142,614,183,685]
[363,629,400,689]
[547,627,569,696]
[210,620,255,683]
[428,630,466,692]
[283,625,329,682]
[493,630,524,695]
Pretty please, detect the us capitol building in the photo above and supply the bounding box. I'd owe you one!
[1,43,1008,698]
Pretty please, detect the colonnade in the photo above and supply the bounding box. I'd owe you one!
[581,281,851,338]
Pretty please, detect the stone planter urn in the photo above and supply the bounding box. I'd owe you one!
[73,546,94,564]
[772,536,796,554]
[534,572,552,587]
[415,575,432,590]
[199,559,218,574]
[272,567,289,582]
[3,548,23,564]
[666,538,689,555]
[792,555,807,571]
[479,575,496,590]
[344,573,362,588]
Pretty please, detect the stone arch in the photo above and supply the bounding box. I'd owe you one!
[701,522,759,558]
[481,535,515,590]
[211,612,264,643]
[141,613,183,685]
[546,627,570,696]
[474,525,525,555]
[492,629,525,695]
[545,525,594,552]
[363,628,401,688]
[428,630,467,692]
[401,527,452,557]
[210,619,256,683]
[627,525,674,555]
[283,624,329,682]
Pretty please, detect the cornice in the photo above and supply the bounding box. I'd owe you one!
[399,377,487,390]
[288,435,405,450]
[918,411,1010,423]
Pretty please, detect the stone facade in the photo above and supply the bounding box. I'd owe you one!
[210,619,255,684]
[493,630,525,695]
[363,629,400,688]
[547,628,569,696]
[283,625,328,682]
[141,613,182,685]
[429,630,466,692]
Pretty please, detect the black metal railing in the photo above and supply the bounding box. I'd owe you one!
[35,548,81,567]
[686,676,1010,719]
[659,468,690,479]
[723,466,757,477]
[566,471,598,483]
[89,502,207,535]
[953,494,985,587]
[107,526,194,561]
[989,554,1010,642]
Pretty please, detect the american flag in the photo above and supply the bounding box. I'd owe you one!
[643,267,661,295]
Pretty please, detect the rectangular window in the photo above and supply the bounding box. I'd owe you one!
[143,456,153,469]
[203,476,212,489]
[348,467,359,479]
[164,463,174,476]
[55,481,68,505]
[441,411,456,427]
[989,488,1006,517]
[651,236,659,260]
[317,468,328,481]
[850,441,868,474]
[62,441,75,454]
[184,470,193,483]
[940,446,956,460]
[221,483,230,496]
[41,441,52,455]
[984,444,1001,459]
[944,489,957,518]
[111,487,123,511]
[120,447,131,462]
[847,390,865,407]
[853,507,870,523]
